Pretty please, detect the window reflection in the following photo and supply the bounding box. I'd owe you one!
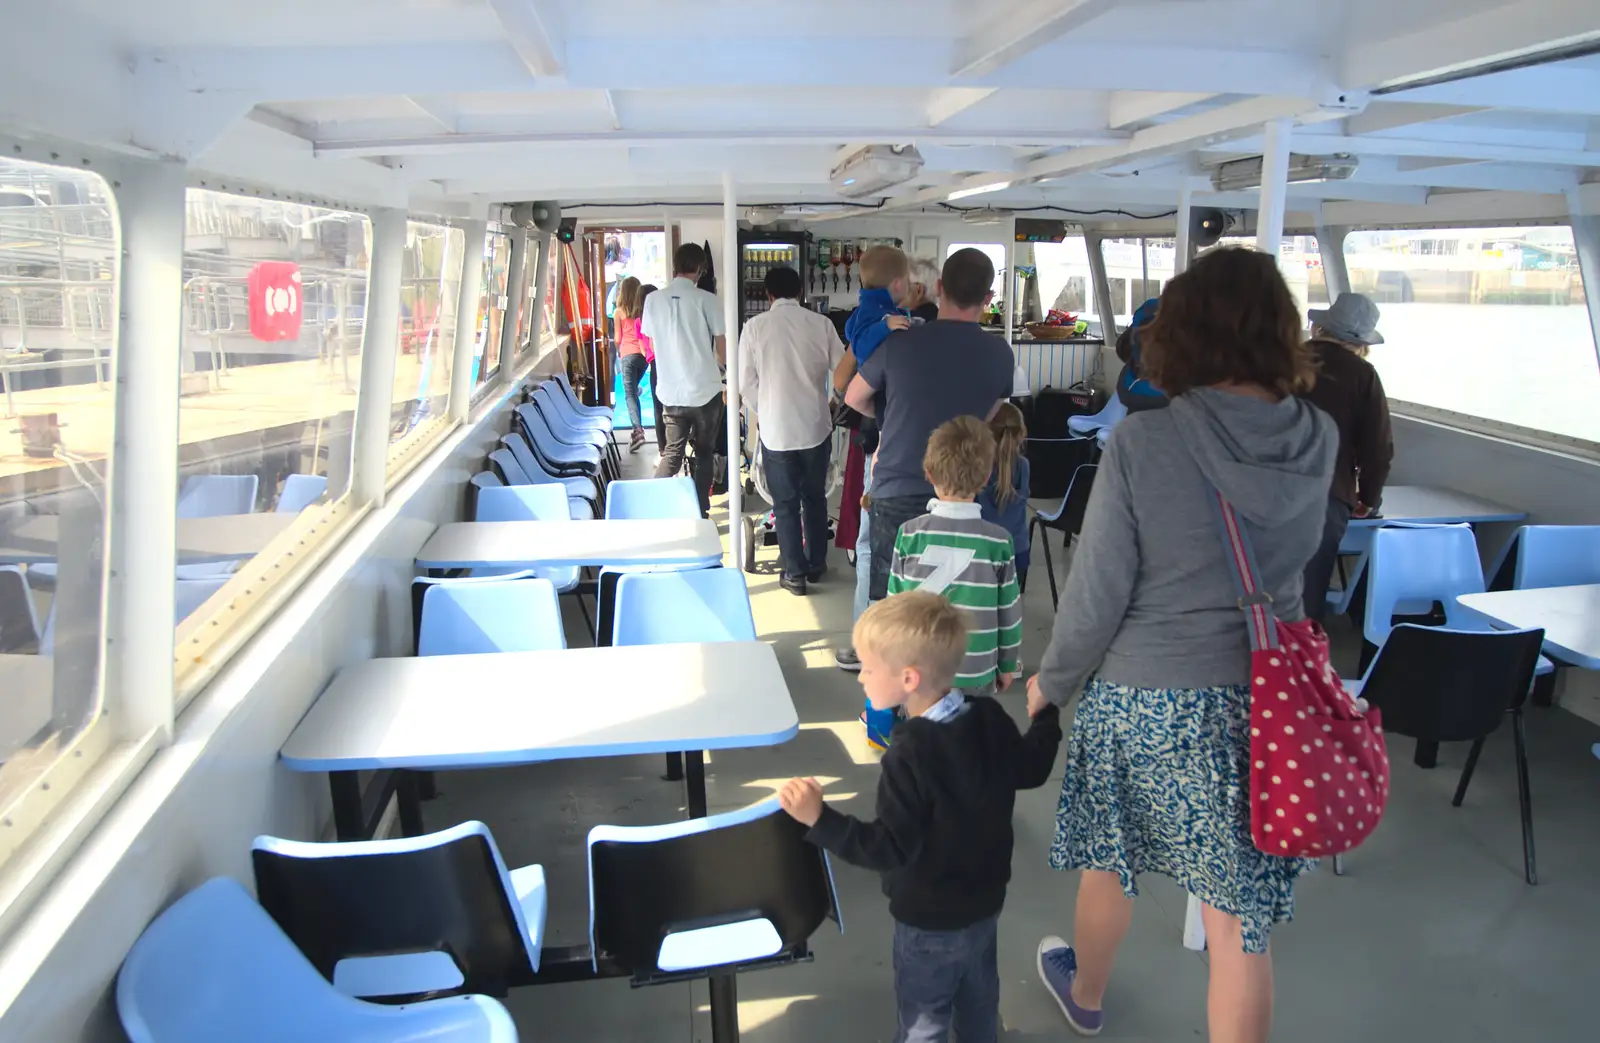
[391,220,464,445]
[0,158,113,821]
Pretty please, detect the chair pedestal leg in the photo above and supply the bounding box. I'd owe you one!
[1531,669,1557,709]
[1035,521,1060,611]
[685,751,707,818]
[1513,710,1537,885]
[1332,854,1345,876]
[1452,738,1485,806]
[709,974,740,1043]
[664,752,684,782]
[1413,740,1439,769]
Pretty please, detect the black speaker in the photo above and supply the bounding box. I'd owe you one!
[1192,207,1234,250]
[556,217,577,243]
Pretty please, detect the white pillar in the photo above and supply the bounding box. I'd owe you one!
[1004,216,1017,343]
[1317,224,1353,301]
[1255,117,1293,258]
[1084,232,1122,391]
[1173,185,1194,276]
[499,227,529,391]
[448,218,487,422]
[105,157,187,742]
[526,230,553,368]
[351,207,407,508]
[1566,184,1600,366]
[722,171,743,566]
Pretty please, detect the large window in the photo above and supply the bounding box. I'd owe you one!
[946,242,1007,300]
[173,190,370,696]
[0,158,116,867]
[390,220,464,449]
[1031,237,1110,338]
[1341,226,1597,441]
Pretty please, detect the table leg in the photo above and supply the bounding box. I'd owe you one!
[664,752,684,782]
[416,770,437,800]
[329,772,366,841]
[685,751,707,818]
[397,771,426,836]
[709,974,739,1043]
[1414,740,1439,769]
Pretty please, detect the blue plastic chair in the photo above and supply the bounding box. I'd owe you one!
[1363,525,1488,649]
[488,448,532,486]
[1514,525,1600,589]
[514,404,605,476]
[175,577,229,623]
[551,371,612,421]
[418,578,566,655]
[501,433,603,508]
[252,821,546,1000]
[177,474,258,518]
[539,379,612,433]
[605,477,701,520]
[1067,393,1127,439]
[116,877,517,1043]
[276,474,328,513]
[612,568,756,646]
[532,388,619,474]
[474,485,583,594]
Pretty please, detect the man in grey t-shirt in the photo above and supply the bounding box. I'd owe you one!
[844,248,1015,602]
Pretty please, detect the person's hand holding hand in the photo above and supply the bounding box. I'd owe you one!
[1026,675,1050,718]
[778,777,825,827]
[884,314,911,332]
[997,672,1015,692]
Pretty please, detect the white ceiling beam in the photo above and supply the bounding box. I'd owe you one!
[485,0,565,77]
[1343,102,1487,137]
[926,88,999,127]
[312,127,1129,158]
[953,0,1119,78]
[1322,190,1570,227]
[1396,156,1488,172]
[1107,91,1215,130]
[1343,0,1600,92]
[881,94,1338,213]
[405,96,458,134]
[1205,133,1600,169]
[1396,64,1600,117]
[1355,156,1578,194]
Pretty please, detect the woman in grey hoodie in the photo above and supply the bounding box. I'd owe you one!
[1025,248,1336,1042]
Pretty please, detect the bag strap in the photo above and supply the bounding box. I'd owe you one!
[1206,490,1280,652]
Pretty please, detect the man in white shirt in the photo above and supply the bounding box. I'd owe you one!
[641,242,727,515]
[739,266,845,595]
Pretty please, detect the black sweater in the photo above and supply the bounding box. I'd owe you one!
[807,697,1062,931]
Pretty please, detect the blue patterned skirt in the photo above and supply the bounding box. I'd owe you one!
[1048,676,1313,953]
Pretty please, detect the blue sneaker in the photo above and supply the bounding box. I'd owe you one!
[1037,936,1104,1036]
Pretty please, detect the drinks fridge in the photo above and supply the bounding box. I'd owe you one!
[737,231,808,332]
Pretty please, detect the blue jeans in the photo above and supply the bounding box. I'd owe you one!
[619,352,649,432]
[893,915,1000,1043]
[763,437,831,579]
[853,454,874,623]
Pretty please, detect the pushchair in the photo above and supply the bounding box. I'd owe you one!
[739,414,849,573]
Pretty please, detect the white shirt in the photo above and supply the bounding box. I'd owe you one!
[739,298,845,452]
[641,277,726,407]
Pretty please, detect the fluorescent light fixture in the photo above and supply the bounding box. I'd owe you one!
[841,177,856,186]
[948,181,1012,201]
[1210,154,1358,193]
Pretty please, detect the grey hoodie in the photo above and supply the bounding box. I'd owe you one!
[1037,387,1336,704]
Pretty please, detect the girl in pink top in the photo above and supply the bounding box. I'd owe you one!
[615,278,654,452]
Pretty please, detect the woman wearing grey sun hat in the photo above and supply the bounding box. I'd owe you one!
[1298,291,1394,625]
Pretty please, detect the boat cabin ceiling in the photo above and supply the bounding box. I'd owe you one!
[8,0,1599,225]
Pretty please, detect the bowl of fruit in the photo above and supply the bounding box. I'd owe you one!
[1026,311,1089,340]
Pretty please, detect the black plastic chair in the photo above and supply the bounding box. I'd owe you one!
[1028,460,1098,610]
[1351,623,1546,884]
[252,821,546,1001]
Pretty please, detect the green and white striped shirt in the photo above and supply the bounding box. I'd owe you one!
[888,500,1023,690]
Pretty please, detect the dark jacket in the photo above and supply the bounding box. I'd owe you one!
[1301,339,1394,510]
[807,696,1061,930]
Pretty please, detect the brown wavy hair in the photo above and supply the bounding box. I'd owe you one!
[988,402,1026,507]
[1139,246,1315,398]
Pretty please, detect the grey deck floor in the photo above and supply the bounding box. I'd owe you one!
[424,445,1600,1042]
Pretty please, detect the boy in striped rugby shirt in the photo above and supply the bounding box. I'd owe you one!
[862,416,1023,749]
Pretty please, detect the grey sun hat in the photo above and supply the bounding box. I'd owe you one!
[1308,291,1384,346]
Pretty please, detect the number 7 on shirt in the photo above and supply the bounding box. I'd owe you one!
[915,545,976,595]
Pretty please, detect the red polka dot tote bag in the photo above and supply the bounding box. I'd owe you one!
[1211,490,1390,858]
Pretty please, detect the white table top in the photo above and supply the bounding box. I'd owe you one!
[0,655,55,762]
[414,518,723,570]
[0,513,297,565]
[280,641,797,772]
[1348,485,1525,527]
[1457,585,1600,670]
